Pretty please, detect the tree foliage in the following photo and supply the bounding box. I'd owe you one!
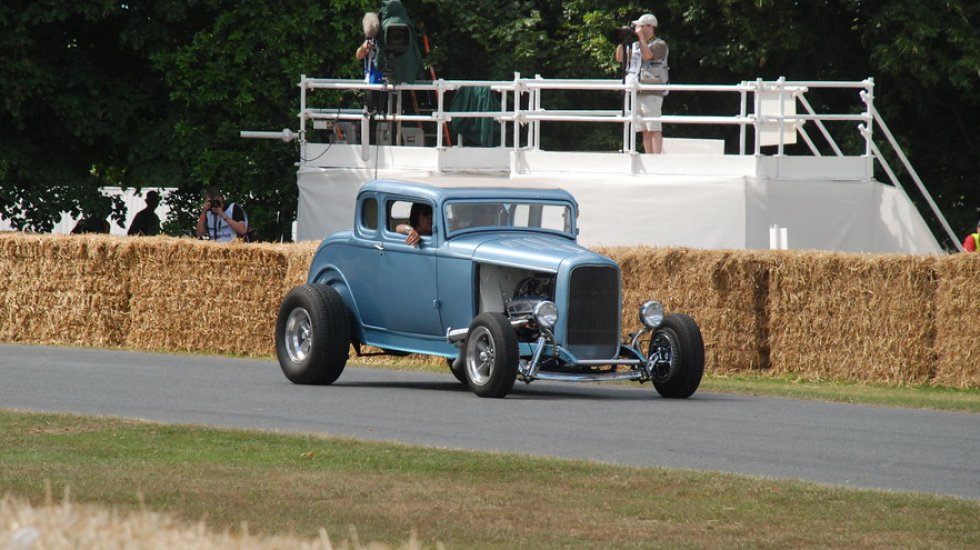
[2,0,977,239]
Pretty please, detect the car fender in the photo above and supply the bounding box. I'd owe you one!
[309,265,365,344]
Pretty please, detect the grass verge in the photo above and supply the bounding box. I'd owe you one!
[698,373,980,413]
[2,410,978,549]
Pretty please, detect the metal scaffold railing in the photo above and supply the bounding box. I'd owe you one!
[293,74,875,160]
[240,74,958,251]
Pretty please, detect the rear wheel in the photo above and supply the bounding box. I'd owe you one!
[275,283,350,385]
[463,312,519,398]
[648,313,704,398]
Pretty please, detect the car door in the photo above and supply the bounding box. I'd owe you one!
[361,198,442,336]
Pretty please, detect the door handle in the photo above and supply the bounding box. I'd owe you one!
[373,243,384,251]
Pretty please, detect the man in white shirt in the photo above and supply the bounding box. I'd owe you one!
[195,187,248,242]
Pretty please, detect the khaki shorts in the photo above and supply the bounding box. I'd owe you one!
[635,93,664,132]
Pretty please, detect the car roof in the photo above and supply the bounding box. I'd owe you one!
[359,179,578,206]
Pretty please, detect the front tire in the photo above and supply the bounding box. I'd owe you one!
[648,313,704,398]
[275,283,350,385]
[463,312,519,398]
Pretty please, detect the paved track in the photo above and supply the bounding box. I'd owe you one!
[1,344,977,500]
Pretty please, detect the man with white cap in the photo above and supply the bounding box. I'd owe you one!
[615,13,669,154]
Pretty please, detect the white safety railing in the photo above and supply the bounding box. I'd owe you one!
[859,97,962,250]
[297,74,875,159]
[243,74,958,250]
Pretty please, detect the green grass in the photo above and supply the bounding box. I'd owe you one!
[698,373,980,413]
[1,410,978,549]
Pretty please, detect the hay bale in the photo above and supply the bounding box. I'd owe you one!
[933,253,980,388]
[0,493,420,549]
[0,233,132,347]
[768,251,937,384]
[278,241,320,290]
[597,247,772,374]
[124,237,287,356]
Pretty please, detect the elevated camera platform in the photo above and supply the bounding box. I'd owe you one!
[252,76,956,254]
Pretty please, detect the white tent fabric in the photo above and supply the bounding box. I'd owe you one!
[296,167,942,254]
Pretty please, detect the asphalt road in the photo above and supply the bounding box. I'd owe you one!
[1,344,977,500]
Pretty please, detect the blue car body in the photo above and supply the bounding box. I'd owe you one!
[307,180,620,360]
[279,178,703,398]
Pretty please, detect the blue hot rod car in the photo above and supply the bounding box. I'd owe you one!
[275,180,704,398]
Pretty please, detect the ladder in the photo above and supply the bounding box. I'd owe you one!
[408,21,452,146]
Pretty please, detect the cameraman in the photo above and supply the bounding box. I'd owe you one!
[615,13,669,154]
[195,187,248,242]
[356,12,384,114]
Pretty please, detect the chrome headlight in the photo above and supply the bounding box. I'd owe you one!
[533,301,559,329]
[640,300,664,328]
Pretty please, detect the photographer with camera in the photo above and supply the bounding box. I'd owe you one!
[195,187,248,243]
[356,12,386,116]
[614,13,669,154]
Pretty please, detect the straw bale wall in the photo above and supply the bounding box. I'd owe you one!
[933,253,980,387]
[767,251,937,384]
[599,247,771,373]
[1,233,978,388]
[277,241,320,289]
[124,237,288,356]
[0,234,132,347]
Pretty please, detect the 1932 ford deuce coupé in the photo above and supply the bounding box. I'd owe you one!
[275,180,704,398]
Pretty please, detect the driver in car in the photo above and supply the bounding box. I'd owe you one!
[396,203,432,247]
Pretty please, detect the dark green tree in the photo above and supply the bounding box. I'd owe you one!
[2,0,977,242]
[1,0,371,240]
[153,0,371,240]
[0,0,196,231]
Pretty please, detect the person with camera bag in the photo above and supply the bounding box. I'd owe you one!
[614,13,669,154]
[356,12,384,114]
[195,187,248,242]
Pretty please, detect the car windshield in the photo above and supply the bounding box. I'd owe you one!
[444,200,574,236]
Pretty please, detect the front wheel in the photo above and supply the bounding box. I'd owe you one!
[463,312,519,398]
[275,283,350,385]
[648,313,704,398]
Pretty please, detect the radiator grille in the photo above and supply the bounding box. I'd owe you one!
[565,266,620,360]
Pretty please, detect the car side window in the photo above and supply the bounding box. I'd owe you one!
[386,200,434,243]
[387,200,413,232]
[361,197,378,231]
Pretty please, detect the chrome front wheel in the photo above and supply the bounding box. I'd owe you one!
[647,313,704,398]
[284,307,313,363]
[466,326,496,386]
[463,312,519,398]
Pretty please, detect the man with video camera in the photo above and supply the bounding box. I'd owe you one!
[614,13,669,154]
[195,186,249,242]
[356,11,384,114]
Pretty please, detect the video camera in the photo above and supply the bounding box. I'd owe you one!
[605,23,635,45]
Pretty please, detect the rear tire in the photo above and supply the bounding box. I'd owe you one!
[463,312,519,398]
[648,313,704,398]
[275,283,350,385]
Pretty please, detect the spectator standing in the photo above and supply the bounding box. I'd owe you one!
[195,187,248,243]
[71,197,111,234]
[127,190,162,236]
[962,220,980,252]
[615,13,669,154]
[356,12,384,113]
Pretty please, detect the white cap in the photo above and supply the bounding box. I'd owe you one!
[632,13,658,27]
